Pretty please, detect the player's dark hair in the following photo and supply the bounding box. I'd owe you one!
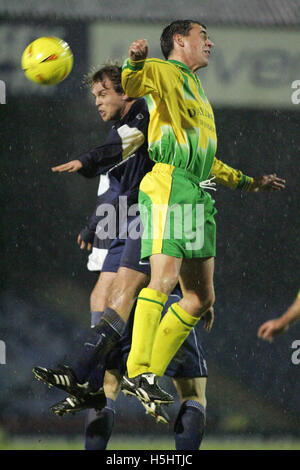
[160,19,206,59]
[84,62,123,94]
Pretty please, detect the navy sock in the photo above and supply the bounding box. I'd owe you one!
[73,311,105,391]
[73,308,125,386]
[91,311,104,328]
[174,400,206,450]
[85,398,116,450]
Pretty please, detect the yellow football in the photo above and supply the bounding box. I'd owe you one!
[21,36,73,85]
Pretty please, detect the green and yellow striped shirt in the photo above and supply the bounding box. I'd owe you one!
[122,58,217,182]
[122,57,253,190]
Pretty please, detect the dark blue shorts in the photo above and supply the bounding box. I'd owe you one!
[101,217,150,276]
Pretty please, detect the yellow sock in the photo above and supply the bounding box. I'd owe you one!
[126,288,168,378]
[150,302,200,377]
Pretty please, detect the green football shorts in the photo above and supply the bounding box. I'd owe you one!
[139,163,217,259]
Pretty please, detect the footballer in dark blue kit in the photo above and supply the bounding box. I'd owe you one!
[34,63,210,451]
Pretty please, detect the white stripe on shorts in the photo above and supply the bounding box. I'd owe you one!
[87,247,108,271]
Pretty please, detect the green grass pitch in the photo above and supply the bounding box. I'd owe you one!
[1,436,299,450]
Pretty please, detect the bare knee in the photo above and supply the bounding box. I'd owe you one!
[108,268,148,317]
[90,287,107,312]
[173,377,207,408]
[90,272,116,312]
[180,291,215,318]
[103,370,121,401]
[198,291,215,316]
[148,254,181,295]
[148,273,179,295]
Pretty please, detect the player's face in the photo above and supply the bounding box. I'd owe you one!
[92,78,126,122]
[183,23,214,70]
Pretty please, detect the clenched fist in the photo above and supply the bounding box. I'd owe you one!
[129,39,149,62]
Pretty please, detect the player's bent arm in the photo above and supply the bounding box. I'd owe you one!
[122,58,175,99]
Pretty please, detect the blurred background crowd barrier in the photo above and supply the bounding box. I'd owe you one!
[1,0,300,441]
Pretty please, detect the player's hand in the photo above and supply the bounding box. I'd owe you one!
[129,39,149,61]
[201,306,214,332]
[77,233,92,251]
[250,174,286,192]
[257,318,289,342]
[52,160,83,173]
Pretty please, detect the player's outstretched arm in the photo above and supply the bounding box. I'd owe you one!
[248,174,286,192]
[258,295,300,342]
[51,160,83,173]
[211,158,286,192]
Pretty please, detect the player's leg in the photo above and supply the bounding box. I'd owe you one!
[83,266,145,450]
[126,166,183,378]
[126,253,181,378]
[85,369,121,450]
[75,266,149,383]
[141,286,208,435]
[178,257,215,316]
[107,267,149,322]
[85,270,121,451]
[90,271,117,313]
[87,223,151,380]
[85,282,141,450]
[87,271,118,386]
[124,166,215,401]
[172,377,207,450]
[67,241,126,388]
[149,256,215,377]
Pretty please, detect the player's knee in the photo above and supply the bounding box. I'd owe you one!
[186,395,207,408]
[103,371,121,400]
[186,291,215,317]
[198,292,215,317]
[149,273,179,295]
[178,395,207,410]
[204,291,215,311]
[109,280,137,309]
[90,286,107,312]
[173,378,207,408]
[109,271,148,309]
